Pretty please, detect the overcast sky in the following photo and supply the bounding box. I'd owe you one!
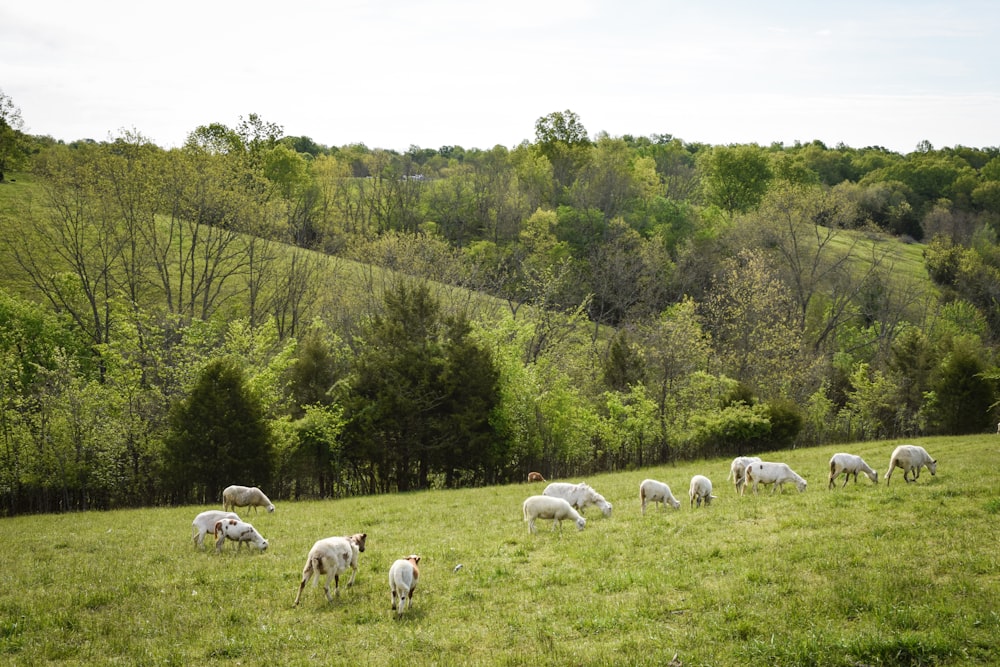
[3,0,998,154]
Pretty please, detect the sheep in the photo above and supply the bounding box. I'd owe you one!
[522,495,586,533]
[542,481,613,517]
[389,555,421,617]
[886,445,937,486]
[213,518,268,553]
[293,533,367,605]
[639,479,681,514]
[743,461,807,495]
[222,485,275,514]
[828,453,878,489]
[191,510,239,549]
[689,475,717,507]
[527,471,546,482]
[727,456,761,494]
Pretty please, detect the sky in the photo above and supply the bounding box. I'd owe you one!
[2,0,998,154]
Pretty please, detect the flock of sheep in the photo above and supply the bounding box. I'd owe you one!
[191,485,420,616]
[190,445,938,617]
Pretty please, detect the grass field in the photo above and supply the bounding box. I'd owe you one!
[1,435,999,666]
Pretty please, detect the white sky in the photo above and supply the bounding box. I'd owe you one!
[2,0,998,154]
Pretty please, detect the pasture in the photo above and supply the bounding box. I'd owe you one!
[1,435,998,666]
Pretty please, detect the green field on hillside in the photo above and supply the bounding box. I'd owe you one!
[1,435,998,666]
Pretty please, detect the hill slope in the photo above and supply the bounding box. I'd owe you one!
[1,435,997,666]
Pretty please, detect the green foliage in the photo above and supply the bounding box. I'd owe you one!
[687,401,772,457]
[341,282,501,490]
[601,329,646,392]
[839,363,897,441]
[928,337,995,434]
[4,111,1000,512]
[698,144,773,214]
[164,358,272,503]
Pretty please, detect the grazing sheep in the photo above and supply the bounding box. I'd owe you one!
[542,482,613,517]
[293,533,367,605]
[213,518,268,553]
[527,471,546,482]
[689,475,717,507]
[222,485,275,514]
[727,456,762,494]
[522,495,586,533]
[744,461,807,495]
[828,453,878,489]
[886,445,937,486]
[639,479,681,514]
[389,555,421,617]
[191,510,239,549]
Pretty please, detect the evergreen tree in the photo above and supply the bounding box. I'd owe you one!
[929,339,995,434]
[164,358,272,503]
[341,282,499,491]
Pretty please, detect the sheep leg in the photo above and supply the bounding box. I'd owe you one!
[841,474,849,489]
[346,565,358,587]
[294,571,311,606]
[322,573,335,602]
[391,587,398,611]
[528,518,536,533]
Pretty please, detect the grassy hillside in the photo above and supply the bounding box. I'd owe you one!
[1,435,997,666]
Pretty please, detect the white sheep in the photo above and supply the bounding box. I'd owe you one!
[639,479,681,514]
[389,555,421,617]
[743,461,807,495]
[886,445,937,486]
[727,456,761,494]
[222,485,275,514]
[689,474,717,507]
[542,482,613,517]
[293,533,367,605]
[828,453,878,489]
[213,518,268,553]
[522,495,586,533]
[191,510,239,549]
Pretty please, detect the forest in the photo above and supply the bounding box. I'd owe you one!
[1,92,999,515]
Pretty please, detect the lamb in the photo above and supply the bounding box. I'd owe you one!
[886,445,937,486]
[522,495,586,533]
[639,478,681,514]
[213,518,268,553]
[389,555,421,617]
[527,471,546,482]
[222,485,275,514]
[191,510,239,549]
[743,461,807,495]
[828,453,878,489]
[293,533,367,605]
[689,475,717,507]
[542,481,613,517]
[727,456,761,494]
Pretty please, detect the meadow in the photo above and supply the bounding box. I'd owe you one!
[1,435,999,666]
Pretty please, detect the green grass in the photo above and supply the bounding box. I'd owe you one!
[2,435,999,666]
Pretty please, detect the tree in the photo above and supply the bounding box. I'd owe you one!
[698,144,773,214]
[702,249,803,399]
[0,89,27,182]
[534,110,592,194]
[341,282,500,491]
[741,183,891,351]
[927,337,995,434]
[164,358,272,503]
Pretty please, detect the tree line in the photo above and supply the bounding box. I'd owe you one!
[0,91,998,515]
